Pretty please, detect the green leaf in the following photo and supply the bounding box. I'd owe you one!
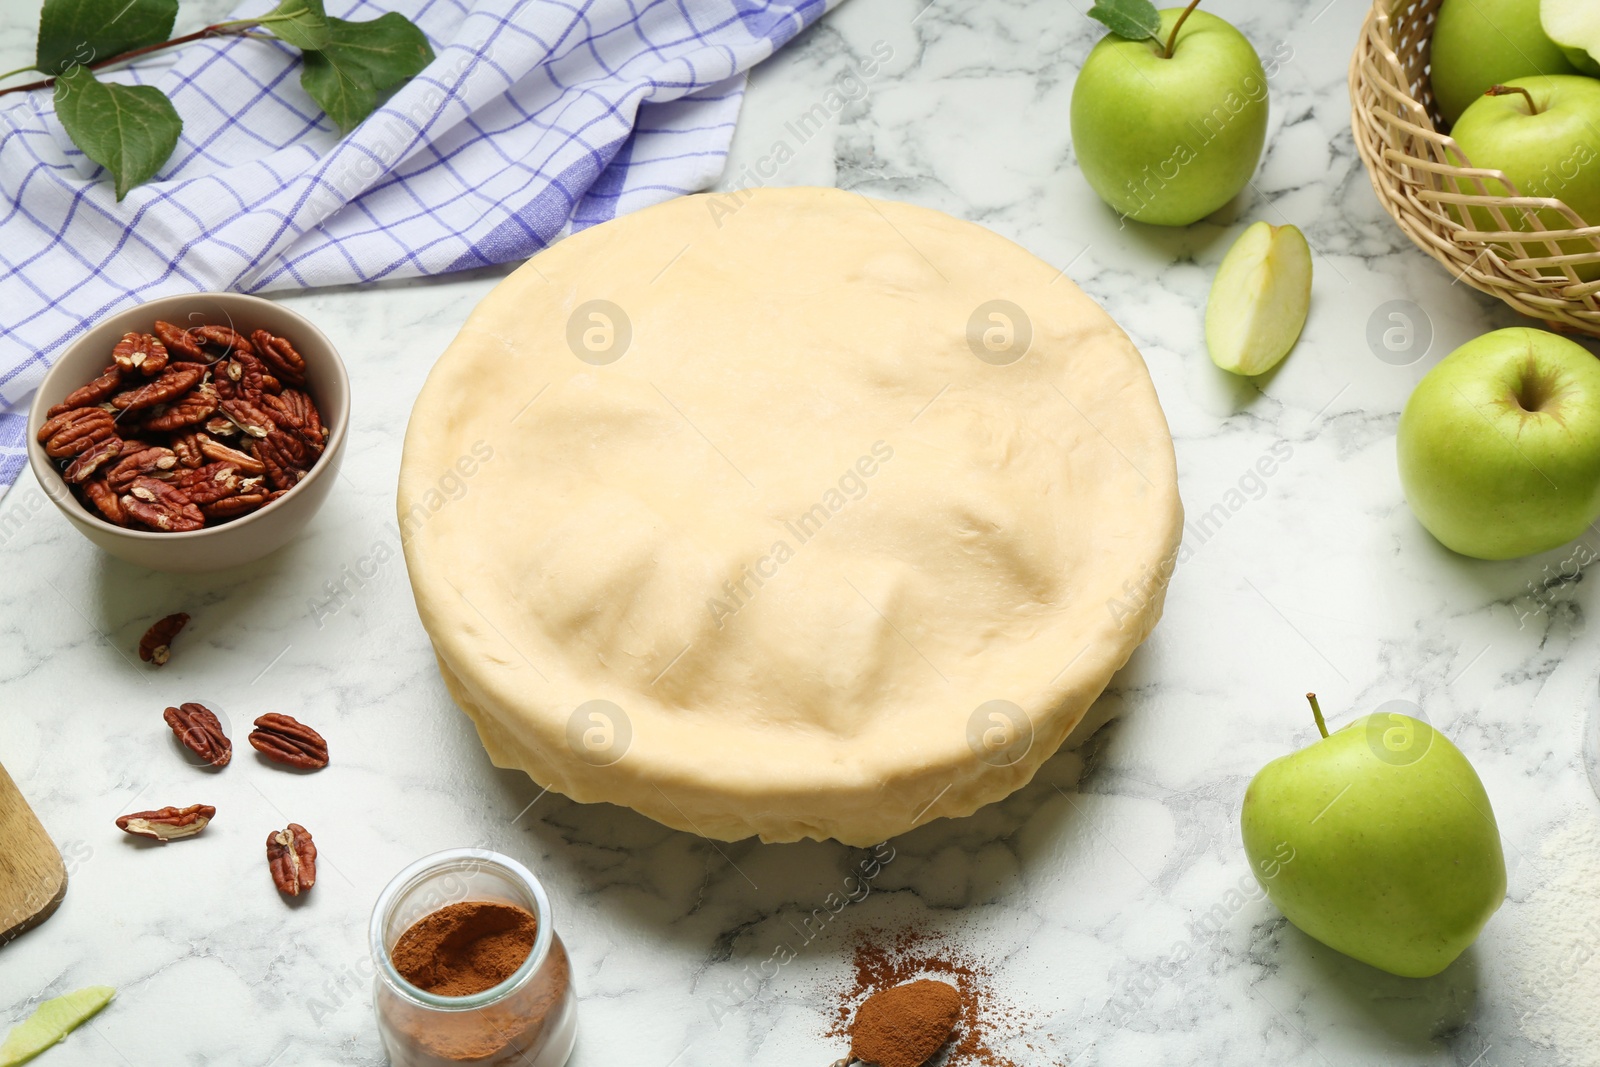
[53,66,182,200]
[261,0,331,51]
[36,0,178,77]
[300,13,435,133]
[1087,0,1162,41]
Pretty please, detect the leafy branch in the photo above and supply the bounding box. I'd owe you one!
[0,0,434,199]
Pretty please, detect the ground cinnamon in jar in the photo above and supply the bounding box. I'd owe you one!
[393,901,536,996]
[850,979,961,1067]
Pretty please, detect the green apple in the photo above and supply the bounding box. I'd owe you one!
[1241,696,1505,979]
[1450,76,1600,280]
[1431,0,1579,124]
[1205,220,1311,375]
[1542,0,1600,75]
[0,986,114,1067]
[1071,4,1268,226]
[1397,327,1600,559]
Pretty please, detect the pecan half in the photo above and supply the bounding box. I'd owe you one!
[83,479,127,525]
[172,461,242,505]
[250,330,307,386]
[203,415,239,438]
[192,324,253,356]
[111,364,204,412]
[48,364,122,415]
[116,803,215,841]
[248,713,328,769]
[141,382,218,433]
[172,431,206,469]
[121,477,204,532]
[106,446,178,491]
[112,331,169,376]
[62,436,123,484]
[154,320,207,362]
[198,436,265,474]
[200,492,274,521]
[138,612,189,665]
[218,396,275,438]
[162,702,230,767]
[38,407,117,457]
[267,824,316,896]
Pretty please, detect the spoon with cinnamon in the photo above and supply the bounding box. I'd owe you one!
[829,978,961,1067]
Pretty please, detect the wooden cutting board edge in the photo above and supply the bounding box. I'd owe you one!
[0,762,68,948]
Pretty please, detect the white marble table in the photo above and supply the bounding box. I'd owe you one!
[4,0,1599,1064]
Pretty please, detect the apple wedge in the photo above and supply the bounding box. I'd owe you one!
[1542,0,1600,74]
[0,987,115,1067]
[1205,220,1312,376]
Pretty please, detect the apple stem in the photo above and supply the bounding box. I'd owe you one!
[1484,84,1540,115]
[1161,0,1204,59]
[1306,693,1329,739]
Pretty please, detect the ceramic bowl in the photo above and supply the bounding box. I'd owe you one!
[27,293,349,573]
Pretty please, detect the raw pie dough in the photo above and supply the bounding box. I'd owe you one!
[399,187,1182,845]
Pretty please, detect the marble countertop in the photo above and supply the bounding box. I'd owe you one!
[4,0,1600,1064]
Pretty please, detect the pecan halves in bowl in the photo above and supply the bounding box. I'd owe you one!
[192,324,254,357]
[83,479,127,525]
[250,330,307,386]
[139,612,189,665]
[37,407,117,458]
[163,702,230,767]
[267,824,316,896]
[112,331,169,376]
[116,803,215,841]
[141,382,219,433]
[153,320,207,362]
[62,436,123,484]
[106,446,179,492]
[48,364,121,415]
[248,713,328,769]
[110,364,205,412]
[121,476,205,532]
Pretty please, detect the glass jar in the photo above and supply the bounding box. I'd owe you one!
[371,848,577,1067]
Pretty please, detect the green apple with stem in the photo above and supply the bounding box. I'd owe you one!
[1071,0,1268,226]
[1398,326,1600,560]
[1450,77,1600,280]
[1430,0,1578,125]
[1241,695,1506,979]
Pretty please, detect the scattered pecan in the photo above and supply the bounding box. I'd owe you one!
[138,612,189,665]
[248,713,328,769]
[83,479,127,525]
[141,382,218,433]
[218,396,275,438]
[154,320,207,362]
[267,824,316,896]
[250,330,307,386]
[162,702,230,767]
[62,436,123,484]
[48,364,122,415]
[116,803,215,841]
[192,324,253,356]
[106,446,179,491]
[172,431,206,469]
[110,364,204,412]
[121,477,205,532]
[112,331,169,376]
[198,436,265,474]
[38,407,117,457]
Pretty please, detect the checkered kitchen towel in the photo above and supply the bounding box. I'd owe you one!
[0,0,832,499]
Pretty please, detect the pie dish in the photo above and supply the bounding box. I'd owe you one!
[399,187,1182,845]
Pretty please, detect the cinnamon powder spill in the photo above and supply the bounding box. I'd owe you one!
[830,929,1047,1067]
[392,900,536,996]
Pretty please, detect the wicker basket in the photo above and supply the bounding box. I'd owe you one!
[1351,0,1600,334]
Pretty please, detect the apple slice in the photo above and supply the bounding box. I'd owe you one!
[1542,0,1600,74]
[1205,220,1312,376]
[0,987,115,1067]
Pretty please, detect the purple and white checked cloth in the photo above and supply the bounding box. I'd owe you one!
[0,0,832,499]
